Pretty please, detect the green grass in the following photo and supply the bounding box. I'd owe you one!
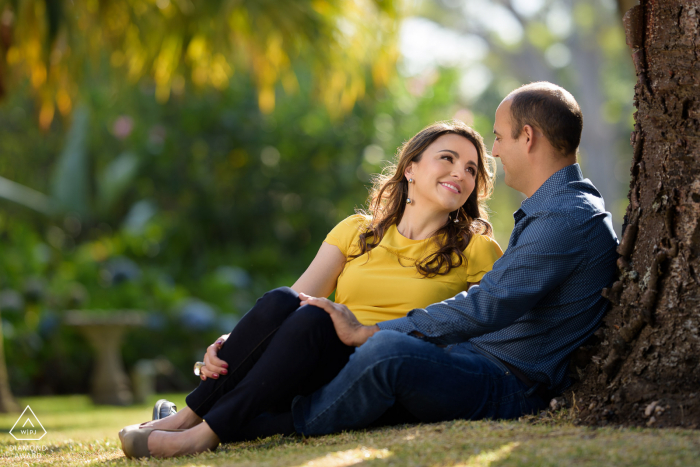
[0,394,699,466]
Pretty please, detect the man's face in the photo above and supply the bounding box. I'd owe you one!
[492,99,526,192]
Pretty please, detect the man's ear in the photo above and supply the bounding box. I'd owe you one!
[521,124,536,154]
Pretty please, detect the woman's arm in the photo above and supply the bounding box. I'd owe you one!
[291,242,346,298]
[199,241,346,381]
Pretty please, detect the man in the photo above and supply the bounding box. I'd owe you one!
[294,81,619,434]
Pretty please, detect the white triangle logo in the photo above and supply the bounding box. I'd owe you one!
[9,406,47,441]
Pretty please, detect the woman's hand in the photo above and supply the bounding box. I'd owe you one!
[199,334,230,381]
[299,293,379,347]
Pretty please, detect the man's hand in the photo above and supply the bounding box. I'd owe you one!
[200,334,230,381]
[300,293,379,347]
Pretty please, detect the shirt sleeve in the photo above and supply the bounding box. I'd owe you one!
[324,214,367,257]
[377,212,588,345]
[464,235,504,283]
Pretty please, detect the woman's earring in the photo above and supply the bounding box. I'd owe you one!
[406,177,414,204]
[408,178,413,183]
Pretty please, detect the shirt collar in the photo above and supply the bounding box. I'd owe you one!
[517,163,583,217]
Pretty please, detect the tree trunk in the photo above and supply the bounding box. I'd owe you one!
[569,0,700,428]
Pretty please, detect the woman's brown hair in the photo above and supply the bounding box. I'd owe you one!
[352,120,496,277]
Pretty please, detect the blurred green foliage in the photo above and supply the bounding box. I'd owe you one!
[0,56,478,395]
[0,0,635,398]
[0,0,401,396]
[0,0,398,123]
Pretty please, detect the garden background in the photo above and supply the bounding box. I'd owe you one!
[0,0,634,408]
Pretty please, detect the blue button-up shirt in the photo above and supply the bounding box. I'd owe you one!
[377,164,619,393]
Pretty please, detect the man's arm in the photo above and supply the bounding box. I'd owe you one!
[299,293,379,346]
[303,213,586,348]
[378,212,587,345]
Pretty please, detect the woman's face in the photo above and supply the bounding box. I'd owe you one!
[405,133,478,214]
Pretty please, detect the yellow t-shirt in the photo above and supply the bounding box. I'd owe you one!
[325,214,503,326]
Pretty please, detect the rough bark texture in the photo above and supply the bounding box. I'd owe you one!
[568,0,700,428]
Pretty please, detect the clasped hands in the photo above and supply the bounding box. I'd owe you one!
[198,333,230,381]
[198,295,379,381]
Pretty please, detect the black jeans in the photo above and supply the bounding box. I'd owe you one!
[185,287,355,443]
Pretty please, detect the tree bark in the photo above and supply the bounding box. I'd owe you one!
[569,0,700,428]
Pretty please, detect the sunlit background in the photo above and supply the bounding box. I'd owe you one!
[0,0,633,398]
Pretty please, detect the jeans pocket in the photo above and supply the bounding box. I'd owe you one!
[472,346,512,377]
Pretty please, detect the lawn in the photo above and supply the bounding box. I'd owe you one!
[0,394,699,466]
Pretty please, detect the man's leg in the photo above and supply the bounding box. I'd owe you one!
[292,330,547,436]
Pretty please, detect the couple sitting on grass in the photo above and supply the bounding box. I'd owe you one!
[119,81,619,459]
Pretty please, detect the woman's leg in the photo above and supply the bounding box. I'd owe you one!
[144,306,352,456]
[142,287,302,432]
[198,305,354,444]
[185,287,302,417]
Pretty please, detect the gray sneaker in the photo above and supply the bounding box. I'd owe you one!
[152,399,177,420]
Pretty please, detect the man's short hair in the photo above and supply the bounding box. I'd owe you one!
[506,82,583,156]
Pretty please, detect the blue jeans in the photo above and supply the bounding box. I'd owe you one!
[291,330,547,435]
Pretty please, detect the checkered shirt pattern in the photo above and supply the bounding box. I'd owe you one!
[377,164,619,393]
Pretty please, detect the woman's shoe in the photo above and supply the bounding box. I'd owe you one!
[117,421,157,444]
[153,399,178,420]
[120,427,186,459]
[118,424,147,445]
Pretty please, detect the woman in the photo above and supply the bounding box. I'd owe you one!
[119,120,503,458]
